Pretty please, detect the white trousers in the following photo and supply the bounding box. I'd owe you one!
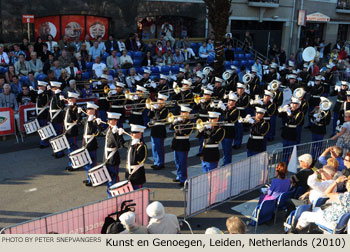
[297,207,335,230]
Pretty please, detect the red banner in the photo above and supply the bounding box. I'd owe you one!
[35,16,60,41]
[86,16,108,40]
[61,15,85,41]
[22,15,35,24]
[0,108,15,136]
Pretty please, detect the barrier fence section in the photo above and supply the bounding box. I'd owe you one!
[184,152,269,219]
[0,188,150,234]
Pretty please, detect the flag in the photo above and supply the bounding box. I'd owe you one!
[288,145,298,173]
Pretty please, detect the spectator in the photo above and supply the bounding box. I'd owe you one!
[183,63,192,79]
[154,50,165,66]
[26,72,37,89]
[155,41,165,55]
[9,44,25,65]
[279,48,286,65]
[332,111,350,153]
[243,31,253,52]
[146,201,180,234]
[25,45,35,61]
[0,76,5,93]
[65,61,78,80]
[43,53,55,75]
[58,35,70,51]
[182,36,196,60]
[204,227,223,234]
[53,44,61,60]
[105,35,117,54]
[142,51,155,67]
[327,158,340,174]
[70,37,82,53]
[63,79,81,97]
[51,60,62,80]
[45,70,56,82]
[164,40,173,54]
[158,34,167,47]
[252,58,262,77]
[119,211,148,234]
[223,33,234,48]
[173,48,184,65]
[125,33,136,51]
[145,41,155,56]
[5,65,16,83]
[134,33,145,52]
[206,39,215,57]
[40,43,50,63]
[97,36,106,53]
[0,84,18,112]
[199,42,209,59]
[114,69,126,84]
[318,146,345,171]
[34,37,44,56]
[46,34,58,53]
[225,44,235,62]
[14,54,30,76]
[16,84,36,106]
[58,69,69,89]
[163,50,174,66]
[74,53,87,72]
[342,153,350,177]
[89,41,103,62]
[82,34,92,51]
[117,38,126,52]
[92,56,106,78]
[29,52,43,77]
[0,44,10,68]
[161,22,175,47]
[193,62,202,74]
[58,49,72,69]
[106,49,120,70]
[81,81,96,99]
[119,50,133,69]
[79,43,89,62]
[226,216,247,234]
[20,37,30,53]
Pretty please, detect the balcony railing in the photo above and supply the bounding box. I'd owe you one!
[336,0,350,13]
[248,0,279,8]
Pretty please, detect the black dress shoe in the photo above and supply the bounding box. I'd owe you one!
[179,182,184,187]
[85,181,92,187]
[66,166,74,172]
[304,126,311,129]
[172,178,180,182]
[196,153,202,157]
[40,145,49,149]
[233,144,241,150]
[55,153,65,159]
[151,165,158,169]
[83,180,89,184]
[158,165,165,169]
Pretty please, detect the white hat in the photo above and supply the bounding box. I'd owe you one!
[205,227,223,234]
[237,83,245,89]
[69,79,76,85]
[288,61,295,67]
[67,91,79,99]
[116,82,125,88]
[203,89,213,95]
[107,112,121,120]
[86,102,99,110]
[215,77,223,83]
[228,93,238,101]
[346,91,350,96]
[291,97,301,104]
[157,93,168,101]
[50,81,62,87]
[303,63,308,68]
[264,90,274,97]
[146,201,165,219]
[143,69,151,74]
[288,74,297,79]
[208,111,221,118]
[37,81,48,86]
[119,212,135,227]
[160,74,167,80]
[315,75,323,81]
[341,81,349,86]
[270,63,278,69]
[130,124,146,133]
[231,65,237,70]
[179,68,185,73]
[196,71,204,79]
[136,85,147,92]
[182,79,192,86]
[251,66,258,72]
[298,154,313,166]
[180,105,192,113]
[292,70,299,74]
[101,74,109,80]
[255,107,266,114]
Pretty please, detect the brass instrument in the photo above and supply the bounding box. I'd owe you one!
[293,88,305,99]
[177,94,201,105]
[147,112,176,127]
[75,79,101,86]
[311,97,332,123]
[145,98,176,110]
[238,114,254,124]
[268,80,280,91]
[158,84,181,95]
[243,73,253,84]
[174,119,227,131]
[222,70,233,81]
[124,89,149,100]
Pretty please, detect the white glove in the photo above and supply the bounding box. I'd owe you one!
[151,104,159,111]
[55,89,61,94]
[173,82,178,89]
[77,107,83,114]
[249,99,254,105]
[59,94,64,100]
[205,124,211,129]
[283,105,289,110]
[248,118,255,124]
[95,118,102,125]
[133,95,139,100]
[217,100,223,108]
[334,85,341,92]
[112,125,118,134]
[117,128,125,136]
[313,113,319,118]
[37,89,43,95]
[220,103,226,111]
[150,82,157,89]
[223,94,228,99]
[88,115,95,122]
[258,99,263,105]
[286,108,292,116]
[210,102,215,108]
[47,85,51,90]
[29,86,34,91]
[177,116,183,122]
[207,84,213,90]
[245,89,250,95]
[108,90,117,97]
[200,98,205,103]
[297,77,302,81]
[337,120,340,126]
[315,117,321,123]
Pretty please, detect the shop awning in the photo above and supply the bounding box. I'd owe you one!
[306,12,330,22]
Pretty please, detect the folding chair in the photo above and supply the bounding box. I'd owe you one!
[314,212,350,234]
[250,199,276,233]
[274,191,294,224]
[283,204,312,233]
[313,197,329,208]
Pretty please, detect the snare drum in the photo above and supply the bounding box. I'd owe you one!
[69,147,92,169]
[108,180,133,196]
[88,164,112,187]
[37,123,57,140]
[23,119,40,134]
[49,134,70,153]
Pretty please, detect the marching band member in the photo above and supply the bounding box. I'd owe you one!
[263,63,278,89]
[213,77,225,100]
[249,66,261,96]
[109,81,126,128]
[82,102,101,187]
[233,83,250,149]
[176,68,186,86]
[306,75,324,128]
[94,74,110,130]
[35,81,51,148]
[49,81,65,158]
[169,105,193,187]
[126,68,138,91]
[332,81,348,136]
[104,112,125,197]
[136,69,151,87]
[286,73,300,91]
[299,64,311,89]
[203,66,215,85]
[294,88,308,144]
[246,107,270,157]
[128,85,148,126]
[62,91,82,171]
[339,90,350,124]
[192,71,204,94]
[219,93,239,165]
[156,74,169,94]
[225,65,239,92]
[279,61,294,84]
[148,93,169,170]
[322,64,334,97]
[125,124,148,190]
[173,79,194,107]
[196,111,225,172]
[260,90,276,142]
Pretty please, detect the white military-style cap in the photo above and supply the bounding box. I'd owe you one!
[196,71,204,79]
[264,90,274,97]
[291,97,301,104]
[50,81,62,87]
[251,66,258,73]
[303,63,308,68]
[179,68,186,73]
[119,211,136,227]
[270,63,278,69]
[86,102,99,110]
[205,227,223,234]
[38,81,48,86]
[143,69,151,74]
[236,82,245,89]
[157,93,168,101]
[231,65,237,70]
[288,74,297,79]
[136,85,147,92]
[160,74,167,80]
[100,74,109,80]
[180,105,192,113]
[208,111,221,118]
[130,124,146,133]
[315,75,323,81]
[182,79,192,86]
[255,107,266,114]
[341,81,349,86]
[67,91,79,99]
[203,89,213,95]
[228,92,238,101]
[107,112,121,120]
[116,82,126,88]
[288,61,295,67]
[215,77,223,83]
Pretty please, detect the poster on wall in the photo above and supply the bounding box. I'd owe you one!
[86,16,108,40]
[34,16,60,41]
[61,15,85,41]
[0,108,15,136]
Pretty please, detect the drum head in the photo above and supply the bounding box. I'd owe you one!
[109,180,128,190]
[88,163,105,173]
[70,147,86,155]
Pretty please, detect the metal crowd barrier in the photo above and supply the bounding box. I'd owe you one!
[184,152,269,219]
[0,188,150,234]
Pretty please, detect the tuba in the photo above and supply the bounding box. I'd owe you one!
[243,73,253,84]
[203,66,213,76]
[222,70,233,81]
[302,47,317,62]
[293,88,305,99]
[268,80,280,91]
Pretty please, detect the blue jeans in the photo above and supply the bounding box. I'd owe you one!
[52,123,64,157]
[312,133,324,158]
[151,137,165,166]
[282,139,297,164]
[174,151,188,183]
[84,150,97,182]
[198,137,204,154]
[98,110,107,130]
[332,112,339,136]
[201,161,218,173]
[38,119,49,147]
[106,164,119,198]
[221,138,233,166]
[234,122,243,146]
[67,136,78,167]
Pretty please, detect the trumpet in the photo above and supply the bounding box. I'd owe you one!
[278,104,291,114]
[145,98,176,110]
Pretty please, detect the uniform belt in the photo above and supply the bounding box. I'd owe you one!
[175,135,190,139]
[337,100,344,103]
[263,117,270,120]
[285,123,297,128]
[153,122,165,126]
[99,97,107,100]
[314,122,324,127]
[111,105,124,108]
[225,123,235,126]
[106,147,117,152]
[130,164,143,170]
[199,114,209,117]
[250,135,264,140]
[204,144,219,148]
[237,107,245,110]
[311,95,320,98]
[132,111,142,115]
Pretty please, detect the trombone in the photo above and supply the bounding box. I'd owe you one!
[124,89,149,100]
[174,119,227,131]
[75,79,100,86]
[177,94,201,105]
[145,98,176,110]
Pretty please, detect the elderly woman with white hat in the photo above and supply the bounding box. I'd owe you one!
[119,211,148,234]
[146,201,180,234]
